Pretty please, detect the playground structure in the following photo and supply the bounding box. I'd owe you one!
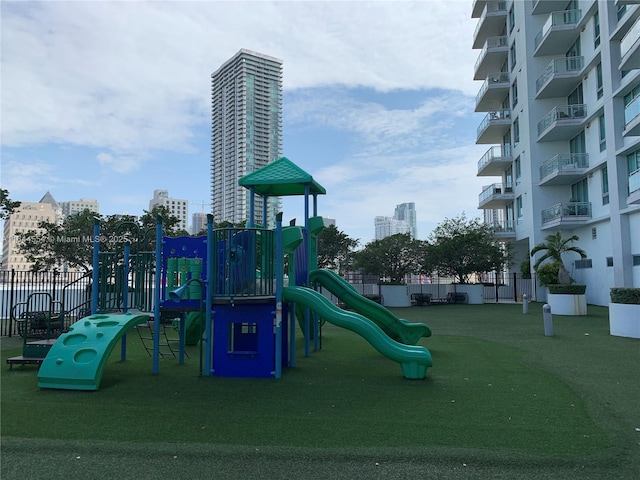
[31,157,432,390]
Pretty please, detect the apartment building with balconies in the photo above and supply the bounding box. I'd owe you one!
[472,0,640,305]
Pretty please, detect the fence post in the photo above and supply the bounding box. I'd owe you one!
[9,269,16,337]
[513,272,518,302]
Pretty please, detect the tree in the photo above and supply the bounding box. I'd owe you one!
[139,205,187,237]
[17,209,98,272]
[16,207,184,272]
[427,214,510,284]
[530,231,587,285]
[354,233,425,284]
[0,189,21,220]
[317,225,359,274]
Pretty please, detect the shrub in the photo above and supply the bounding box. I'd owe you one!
[548,284,586,295]
[610,288,640,305]
[519,259,531,279]
[535,261,561,286]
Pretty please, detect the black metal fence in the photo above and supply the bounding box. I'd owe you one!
[481,272,536,303]
[0,269,92,337]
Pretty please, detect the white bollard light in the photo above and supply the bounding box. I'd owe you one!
[543,303,553,336]
[522,294,528,314]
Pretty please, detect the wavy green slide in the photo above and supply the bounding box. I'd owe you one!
[283,286,432,379]
[309,269,431,345]
[37,312,150,391]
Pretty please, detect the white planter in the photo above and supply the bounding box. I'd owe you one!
[446,284,484,304]
[609,303,640,339]
[380,285,411,307]
[547,293,587,316]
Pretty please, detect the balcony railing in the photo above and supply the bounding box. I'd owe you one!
[630,168,640,194]
[477,108,511,137]
[534,9,582,50]
[540,153,589,179]
[477,145,512,172]
[476,72,510,106]
[542,202,591,224]
[621,17,640,60]
[473,2,508,40]
[625,95,640,126]
[537,104,587,136]
[535,56,584,93]
[476,72,509,106]
[474,36,509,73]
[489,221,515,235]
[479,183,513,203]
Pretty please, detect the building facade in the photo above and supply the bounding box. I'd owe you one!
[2,200,57,271]
[211,49,283,227]
[374,216,411,240]
[394,202,418,238]
[374,202,417,240]
[191,212,207,235]
[59,198,99,216]
[149,189,189,232]
[472,0,640,305]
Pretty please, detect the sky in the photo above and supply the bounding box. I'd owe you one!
[1,0,491,246]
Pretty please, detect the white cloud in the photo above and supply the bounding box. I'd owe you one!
[96,152,147,174]
[2,1,486,241]
[0,160,59,195]
[1,1,477,155]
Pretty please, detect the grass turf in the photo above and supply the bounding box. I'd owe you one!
[1,302,639,479]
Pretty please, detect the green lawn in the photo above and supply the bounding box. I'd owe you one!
[2,302,639,479]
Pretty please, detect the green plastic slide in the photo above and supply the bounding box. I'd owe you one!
[309,269,431,345]
[184,312,204,345]
[283,286,432,379]
[37,312,150,391]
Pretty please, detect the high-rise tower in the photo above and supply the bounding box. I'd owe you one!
[211,49,283,227]
[472,0,640,306]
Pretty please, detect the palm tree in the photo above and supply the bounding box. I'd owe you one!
[530,231,587,285]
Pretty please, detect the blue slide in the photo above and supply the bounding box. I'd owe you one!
[283,286,432,379]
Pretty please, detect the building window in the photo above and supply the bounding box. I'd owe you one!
[571,178,589,203]
[515,157,521,186]
[591,227,597,239]
[513,117,520,146]
[593,10,600,48]
[516,196,523,223]
[510,41,516,71]
[508,5,515,34]
[628,149,640,176]
[633,255,640,266]
[575,259,592,269]
[606,257,614,267]
[602,166,609,205]
[617,4,627,21]
[596,63,603,99]
[623,85,640,110]
[599,114,606,152]
[511,79,518,109]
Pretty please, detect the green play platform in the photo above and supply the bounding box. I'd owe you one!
[37,312,150,391]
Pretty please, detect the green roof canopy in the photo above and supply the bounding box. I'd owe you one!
[238,157,326,196]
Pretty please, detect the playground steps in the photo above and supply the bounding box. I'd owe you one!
[6,339,57,369]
